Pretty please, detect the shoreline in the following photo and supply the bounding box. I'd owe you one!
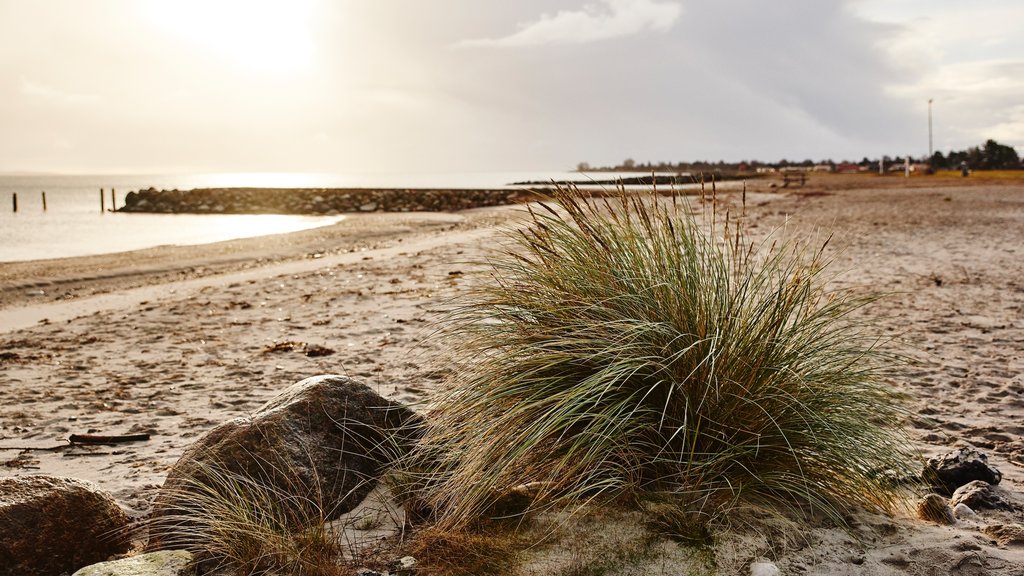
[0,209,502,311]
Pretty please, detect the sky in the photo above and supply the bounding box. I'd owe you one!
[0,0,1021,174]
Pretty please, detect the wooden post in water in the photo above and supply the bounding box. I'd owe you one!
[42,191,47,211]
[100,188,105,213]
[110,188,116,211]
[12,193,17,213]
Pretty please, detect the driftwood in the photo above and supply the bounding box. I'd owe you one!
[68,433,150,445]
[0,433,149,453]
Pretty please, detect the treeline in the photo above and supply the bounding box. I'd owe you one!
[578,139,1022,173]
[930,139,1021,170]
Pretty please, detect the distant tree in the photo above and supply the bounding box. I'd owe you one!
[622,158,636,170]
[979,139,1021,169]
[576,161,591,172]
[929,151,946,169]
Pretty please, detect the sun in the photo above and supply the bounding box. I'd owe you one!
[145,0,315,74]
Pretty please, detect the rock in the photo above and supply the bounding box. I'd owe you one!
[950,480,1013,511]
[149,375,422,549]
[749,561,780,576]
[359,202,378,212]
[72,550,193,576]
[922,447,1001,495]
[952,503,977,520]
[388,555,416,576]
[0,475,132,576]
[916,493,955,524]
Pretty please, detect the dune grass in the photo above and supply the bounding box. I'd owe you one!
[405,184,916,534]
[146,458,406,576]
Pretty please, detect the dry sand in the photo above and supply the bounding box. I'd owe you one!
[2,174,1023,574]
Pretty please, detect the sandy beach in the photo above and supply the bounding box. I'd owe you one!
[2,175,1024,573]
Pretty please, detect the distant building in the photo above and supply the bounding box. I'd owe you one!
[836,163,860,173]
[812,164,833,172]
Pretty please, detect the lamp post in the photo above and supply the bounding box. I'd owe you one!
[928,98,934,160]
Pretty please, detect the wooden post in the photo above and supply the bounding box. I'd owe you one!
[41,191,47,211]
[12,193,17,213]
[100,188,105,213]
[110,188,116,211]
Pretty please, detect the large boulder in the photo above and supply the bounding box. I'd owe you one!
[922,447,1001,495]
[148,375,422,549]
[0,475,132,576]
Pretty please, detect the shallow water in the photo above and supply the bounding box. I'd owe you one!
[0,170,684,262]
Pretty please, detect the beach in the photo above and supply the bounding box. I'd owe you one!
[2,175,1024,572]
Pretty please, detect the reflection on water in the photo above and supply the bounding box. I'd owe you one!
[0,212,344,263]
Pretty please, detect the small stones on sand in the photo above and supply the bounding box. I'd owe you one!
[916,493,955,524]
[261,340,336,357]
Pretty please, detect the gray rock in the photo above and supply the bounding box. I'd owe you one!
[72,551,193,576]
[952,503,977,520]
[0,475,132,576]
[148,375,422,549]
[750,561,780,576]
[922,447,1001,495]
[388,555,417,576]
[950,480,1013,511]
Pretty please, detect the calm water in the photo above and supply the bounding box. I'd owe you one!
[0,171,602,262]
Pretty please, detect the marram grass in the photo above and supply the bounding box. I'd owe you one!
[407,184,916,532]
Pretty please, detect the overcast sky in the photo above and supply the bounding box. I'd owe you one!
[1,0,1021,174]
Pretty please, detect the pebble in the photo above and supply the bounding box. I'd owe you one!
[750,561,780,576]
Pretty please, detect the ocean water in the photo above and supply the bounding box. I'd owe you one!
[0,171,603,263]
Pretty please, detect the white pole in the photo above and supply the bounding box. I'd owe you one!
[904,157,910,177]
[928,98,934,159]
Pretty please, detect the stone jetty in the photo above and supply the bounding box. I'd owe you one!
[118,187,545,214]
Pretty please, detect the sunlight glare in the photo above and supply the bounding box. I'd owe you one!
[146,0,315,74]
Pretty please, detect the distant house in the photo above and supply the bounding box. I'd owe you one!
[812,164,833,173]
[836,163,860,173]
[755,167,777,173]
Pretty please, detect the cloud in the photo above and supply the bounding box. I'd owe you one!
[456,0,683,47]
[20,78,97,106]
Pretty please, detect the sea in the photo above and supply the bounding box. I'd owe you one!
[0,171,621,263]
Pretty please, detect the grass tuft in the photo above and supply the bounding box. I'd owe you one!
[147,458,404,576]
[406,184,917,533]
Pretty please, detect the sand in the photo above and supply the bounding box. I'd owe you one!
[2,174,1023,573]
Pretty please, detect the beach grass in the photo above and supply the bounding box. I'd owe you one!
[404,184,917,536]
[146,459,403,576]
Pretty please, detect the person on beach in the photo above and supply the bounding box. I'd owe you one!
[960,161,970,177]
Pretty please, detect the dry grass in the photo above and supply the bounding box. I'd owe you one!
[403,184,918,537]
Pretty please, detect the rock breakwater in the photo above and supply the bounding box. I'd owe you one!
[118,187,539,214]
